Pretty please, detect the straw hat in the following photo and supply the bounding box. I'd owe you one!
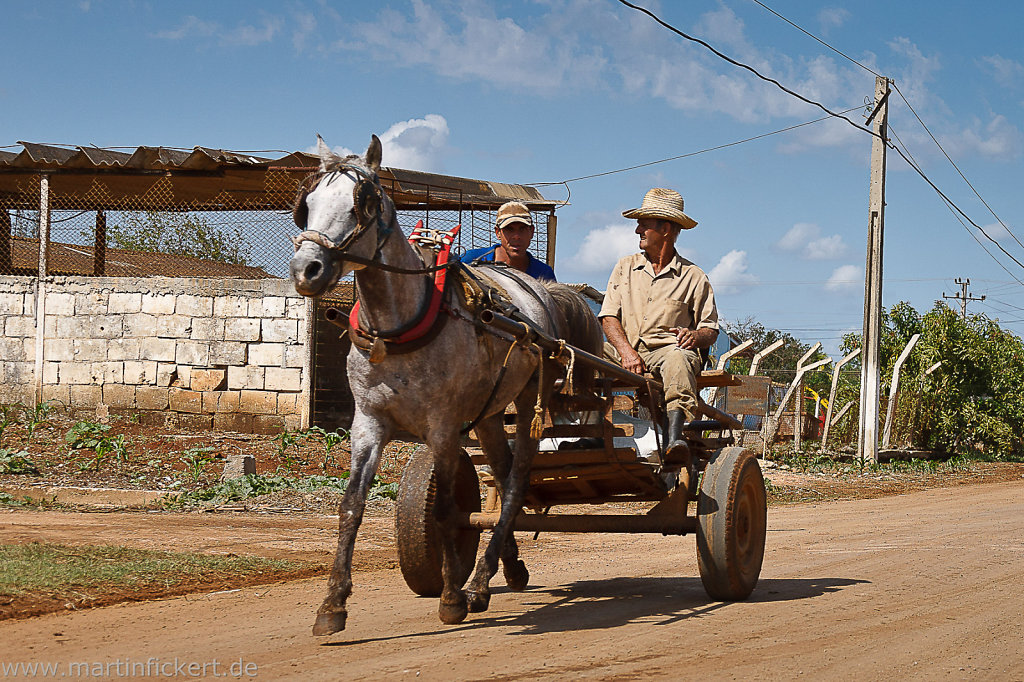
[622,188,697,230]
[496,201,534,230]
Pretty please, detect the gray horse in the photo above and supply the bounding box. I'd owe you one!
[289,135,602,636]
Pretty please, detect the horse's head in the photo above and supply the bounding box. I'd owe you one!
[289,135,390,297]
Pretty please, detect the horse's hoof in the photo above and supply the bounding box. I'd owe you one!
[503,559,530,592]
[312,610,347,636]
[438,593,468,625]
[466,589,490,613]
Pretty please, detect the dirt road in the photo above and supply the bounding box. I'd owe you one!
[3,480,1023,680]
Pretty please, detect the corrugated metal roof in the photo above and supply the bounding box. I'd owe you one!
[0,142,556,211]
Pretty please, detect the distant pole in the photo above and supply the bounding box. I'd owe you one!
[858,76,890,465]
[942,277,985,319]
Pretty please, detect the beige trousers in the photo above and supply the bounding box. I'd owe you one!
[604,342,702,419]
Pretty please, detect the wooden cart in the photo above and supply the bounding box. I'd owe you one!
[394,312,768,603]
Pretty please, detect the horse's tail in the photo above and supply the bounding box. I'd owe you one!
[542,282,604,394]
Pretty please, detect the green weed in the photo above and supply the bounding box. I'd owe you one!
[0,448,40,475]
[164,472,396,509]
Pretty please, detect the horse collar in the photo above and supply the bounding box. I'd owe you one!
[348,222,460,362]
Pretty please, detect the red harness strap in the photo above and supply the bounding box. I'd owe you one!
[348,221,459,344]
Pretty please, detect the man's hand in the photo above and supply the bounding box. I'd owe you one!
[601,316,647,375]
[620,348,646,375]
[671,327,698,350]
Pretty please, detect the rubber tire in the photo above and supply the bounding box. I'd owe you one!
[696,447,767,601]
[395,446,482,597]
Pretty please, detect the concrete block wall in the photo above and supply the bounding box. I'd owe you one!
[0,276,310,433]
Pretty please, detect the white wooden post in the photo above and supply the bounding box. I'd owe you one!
[794,343,822,452]
[830,401,855,427]
[749,339,784,376]
[33,174,50,406]
[762,356,831,456]
[821,349,861,449]
[882,333,920,449]
[706,339,755,406]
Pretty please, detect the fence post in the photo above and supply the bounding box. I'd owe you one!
[762,355,831,457]
[706,338,754,407]
[794,343,822,452]
[749,339,784,376]
[881,333,921,449]
[33,173,51,405]
[821,349,861,449]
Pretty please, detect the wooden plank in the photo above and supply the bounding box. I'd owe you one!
[695,369,742,388]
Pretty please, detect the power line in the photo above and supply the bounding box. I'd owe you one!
[614,0,879,141]
[749,0,882,78]
[527,108,860,186]
[891,82,1024,253]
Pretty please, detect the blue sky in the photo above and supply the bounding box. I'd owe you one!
[5,0,1024,357]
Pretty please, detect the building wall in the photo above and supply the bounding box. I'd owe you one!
[0,276,310,433]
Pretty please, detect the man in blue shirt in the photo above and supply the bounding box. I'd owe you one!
[460,201,556,281]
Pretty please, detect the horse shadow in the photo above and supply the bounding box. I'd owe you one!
[324,575,868,645]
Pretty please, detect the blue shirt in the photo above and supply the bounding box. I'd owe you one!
[459,244,557,281]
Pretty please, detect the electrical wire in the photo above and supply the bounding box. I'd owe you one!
[749,0,882,78]
[527,108,860,186]
[891,82,1024,252]
[614,0,881,141]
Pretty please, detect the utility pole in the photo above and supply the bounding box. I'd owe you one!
[858,76,890,465]
[942,277,985,319]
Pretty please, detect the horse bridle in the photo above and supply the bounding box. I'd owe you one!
[290,164,454,275]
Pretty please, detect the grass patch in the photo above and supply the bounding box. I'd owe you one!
[164,472,398,509]
[0,542,321,619]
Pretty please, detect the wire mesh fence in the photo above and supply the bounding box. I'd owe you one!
[0,169,554,280]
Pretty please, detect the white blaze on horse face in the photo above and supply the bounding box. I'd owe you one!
[306,171,369,276]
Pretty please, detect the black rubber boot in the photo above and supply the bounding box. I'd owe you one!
[665,409,690,461]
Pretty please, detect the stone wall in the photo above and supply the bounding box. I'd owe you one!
[0,276,310,433]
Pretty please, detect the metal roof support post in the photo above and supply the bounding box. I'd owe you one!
[881,333,920,449]
[0,209,11,274]
[93,210,106,276]
[33,173,51,406]
[821,349,861,450]
[545,211,557,268]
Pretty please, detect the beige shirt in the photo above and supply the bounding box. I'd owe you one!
[599,251,719,350]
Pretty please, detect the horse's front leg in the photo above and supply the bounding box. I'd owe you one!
[312,411,390,636]
[464,391,540,613]
[427,430,475,625]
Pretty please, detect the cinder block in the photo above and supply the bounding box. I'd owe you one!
[201,391,220,414]
[265,367,302,392]
[176,295,213,317]
[214,296,250,317]
[44,339,76,362]
[123,360,158,385]
[61,363,98,385]
[140,338,176,362]
[3,315,36,337]
[284,414,303,431]
[108,292,142,313]
[224,317,261,342]
[177,413,213,430]
[252,414,286,435]
[103,384,136,409]
[285,344,307,368]
[221,454,256,480]
[43,361,60,384]
[227,365,264,390]
[141,293,175,315]
[239,389,278,415]
[214,412,254,433]
[94,361,124,384]
[73,339,108,362]
[45,292,75,316]
[248,342,285,367]
[156,362,177,387]
[4,361,33,384]
[175,341,209,366]
[107,338,141,361]
[217,390,240,413]
[75,292,108,315]
[41,384,70,407]
[0,337,27,361]
[209,341,246,365]
[285,298,307,320]
[171,364,191,388]
[157,315,192,338]
[0,293,24,315]
[261,318,298,343]
[169,388,203,414]
[123,313,158,338]
[70,384,102,407]
[190,317,224,341]
[277,392,303,415]
[191,368,227,392]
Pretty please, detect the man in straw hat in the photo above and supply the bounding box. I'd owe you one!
[460,201,556,281]
[599,188,718,458]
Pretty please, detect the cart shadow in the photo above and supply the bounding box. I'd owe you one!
[322,576,868,645]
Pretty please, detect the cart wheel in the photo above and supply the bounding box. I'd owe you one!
[395,445,481,597]
[696,447,766,601]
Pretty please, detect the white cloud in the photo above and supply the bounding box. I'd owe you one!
[307,115,451,173]
[559,223,639,283]
[825,264,861,292]
[156,15,217,40]
[708,250,758,294]
[777,223,847,260]
[980,55,1024,87]
[155,14,280,46]
[943,114,1024,161]
[817,8,850,33]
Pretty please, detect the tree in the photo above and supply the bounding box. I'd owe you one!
[721,317,831,393]
[105,211,252,265]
